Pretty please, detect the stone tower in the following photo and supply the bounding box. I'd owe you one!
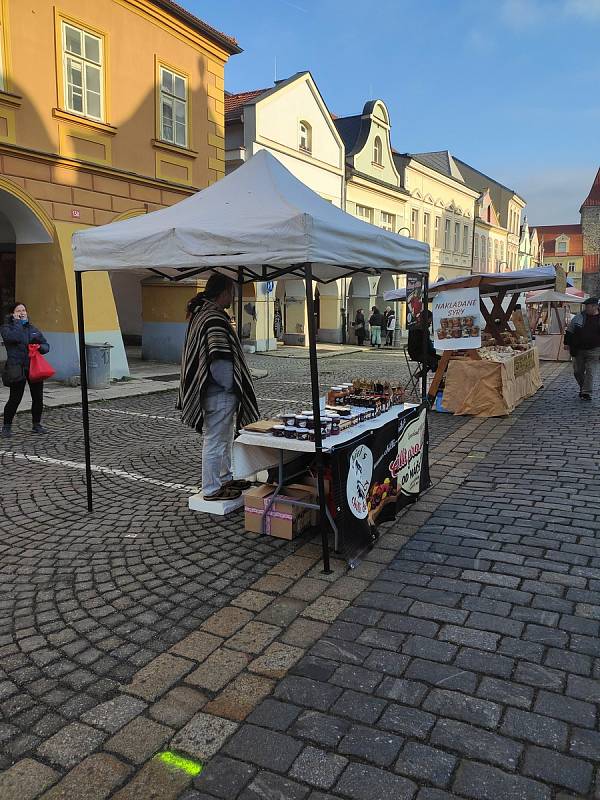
[581,167,600,295]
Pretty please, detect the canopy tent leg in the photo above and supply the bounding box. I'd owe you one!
[75,271,93,513]
[421,274,429,403]
[304,262,332,574]
[237,267,243,340]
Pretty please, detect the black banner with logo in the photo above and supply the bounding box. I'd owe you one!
[331,405,430,565]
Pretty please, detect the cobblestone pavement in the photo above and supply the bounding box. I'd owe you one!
[3,357,594,799]
[0,352,460,784]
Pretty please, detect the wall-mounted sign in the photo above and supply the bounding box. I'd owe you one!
[71,209,81,219]
[433,287,481,350]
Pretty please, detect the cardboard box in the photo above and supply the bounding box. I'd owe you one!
[294,476,330,525]
[244,484,315,539]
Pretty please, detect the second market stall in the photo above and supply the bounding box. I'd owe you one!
[525,288,588,361]
[71,149,431,569]
[388,267,557,417]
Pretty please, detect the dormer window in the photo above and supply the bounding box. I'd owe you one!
[299,121,312,153]
[373,136,383,166]
[556,235,569,254]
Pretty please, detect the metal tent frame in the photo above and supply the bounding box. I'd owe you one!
[74,263,430,574]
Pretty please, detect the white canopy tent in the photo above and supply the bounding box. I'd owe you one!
[525,289,589,304]
[73,149,428,280]
[71,149,430,570]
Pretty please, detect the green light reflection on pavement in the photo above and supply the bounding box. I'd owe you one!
[155,750,203,776]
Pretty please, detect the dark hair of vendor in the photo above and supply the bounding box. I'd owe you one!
[187,274,235,316]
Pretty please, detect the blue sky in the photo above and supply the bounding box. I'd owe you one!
[195,0,599,225]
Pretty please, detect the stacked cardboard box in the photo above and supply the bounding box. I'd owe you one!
[244,483,317,540]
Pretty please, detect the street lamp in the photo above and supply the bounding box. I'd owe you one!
[398,227,411,237]
[498,261,509,273]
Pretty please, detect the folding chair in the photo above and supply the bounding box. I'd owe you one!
[402,345,421,400]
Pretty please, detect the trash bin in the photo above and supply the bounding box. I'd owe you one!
[85,342,113,389]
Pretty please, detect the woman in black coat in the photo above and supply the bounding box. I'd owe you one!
[1,302,50,437]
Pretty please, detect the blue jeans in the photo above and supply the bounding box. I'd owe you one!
[201,391,237,496]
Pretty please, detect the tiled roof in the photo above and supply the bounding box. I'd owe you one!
[150,1,241,53]
[454,157,523,201]
[534,224,583,257]
[224,88,269,119]
[410,151,465,182]
[581,167,600,209]
[534,224,582,235]
[584,254,600,272]
[333,115,361,153]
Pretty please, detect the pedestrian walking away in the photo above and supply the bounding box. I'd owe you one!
[1,302,50,438]
[564,296,600,400]
[369,305,383,348]
[384,306,396,346]
[177,274,260,501]
[353,308,366,346]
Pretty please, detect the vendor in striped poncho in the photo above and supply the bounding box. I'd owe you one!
[178,274,259,501]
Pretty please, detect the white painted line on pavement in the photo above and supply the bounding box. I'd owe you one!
[0,450,198,494]
[91,408,180,422]
[256,397,304,404]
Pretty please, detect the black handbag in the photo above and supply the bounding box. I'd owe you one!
[1,361,25,387]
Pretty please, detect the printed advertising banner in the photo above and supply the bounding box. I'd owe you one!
[406,275,424,329]
[332,405,430,565]
[433,287,481,350]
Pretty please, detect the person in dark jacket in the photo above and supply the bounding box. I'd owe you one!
[369,306,384,348]
[564,296,600,400]
[1,302,50,437]
[408,311,439,374]
[354,308,366,346]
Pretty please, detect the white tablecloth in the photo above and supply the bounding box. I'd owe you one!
[232,404,416,479]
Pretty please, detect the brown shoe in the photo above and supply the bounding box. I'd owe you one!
[204,486,242,501]
[224,479,252,491]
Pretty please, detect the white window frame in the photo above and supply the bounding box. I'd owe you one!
[454,222,460,252]
[373,136,383,166]
[423,212,430,244]
[556,236,568,254]
[356,204,373,224]
[434,216,440,248]
[299,120,312,153]
[568,261,576,272]
[411,208,419,239]
[159,66,188,148]
[444,219,451,250]
[62,21,104,121]
[380,211,395,231]
[463,224,469,254]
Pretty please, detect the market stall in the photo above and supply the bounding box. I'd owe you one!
[413,268,558,417]
[72,149,430,569]
[525,289,588,362]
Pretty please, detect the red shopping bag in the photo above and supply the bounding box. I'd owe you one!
[28,344,55,382]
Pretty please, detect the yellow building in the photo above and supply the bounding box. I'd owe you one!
[454,158,526,271]
[394,151,479,283]
[0,0,238,377]
[533,224,584,289]
[473,189,507,273]
[334,101,410,339]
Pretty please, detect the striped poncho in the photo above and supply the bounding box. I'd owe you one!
[177,299,259,432]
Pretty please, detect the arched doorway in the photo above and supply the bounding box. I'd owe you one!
[347,273,371,344]
[276,278,306,346]
[109,208,148,348]
[376,272,399,345]
[0,181,54,364]
[315,280,341,343]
